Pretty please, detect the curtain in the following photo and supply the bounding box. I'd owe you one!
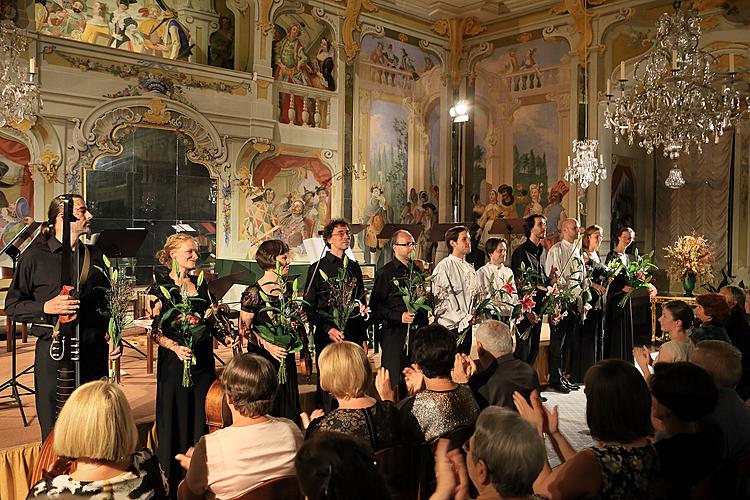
[654,133,732,291]
[0,442,41,499]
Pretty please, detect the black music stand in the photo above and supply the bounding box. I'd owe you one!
[378,223,424,242]
[95,229,149,358]
[0,221,41,427]
[429,223,473,243]
[489,218,526,251]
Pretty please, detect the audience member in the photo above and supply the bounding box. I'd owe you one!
[176,353,302,500]
[658,300,694,343]
[27,380,168,498]
[633,339,694,383]
[690,293,731,344]
[452,320,539,410]
[430,406,545,500]
[720,285,750,399]
[514,359,657,499]
[649,362,720,497]
[295,431,391,500]
[399,324,479,442]
[303,341,402,450]
[690,340,750,459]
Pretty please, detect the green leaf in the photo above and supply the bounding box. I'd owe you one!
[292,278,299,294]
[172,259,180,277]
[102,254,111,268]
[343,255,349,269]
[112,269,118,283]
[197,271,204,288]
[159,285,173,301]
[319,269,329,281]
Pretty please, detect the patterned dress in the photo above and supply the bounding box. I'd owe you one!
[305,401,401,451]
[590,443,658,499]
[27,449,168,499]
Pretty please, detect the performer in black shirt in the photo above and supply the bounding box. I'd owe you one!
[303,219,369,411]
[5,194,112,440]
[510,214,548,365]
[371,230,428,397]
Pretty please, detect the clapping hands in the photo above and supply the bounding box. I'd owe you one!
[512,389,558,436]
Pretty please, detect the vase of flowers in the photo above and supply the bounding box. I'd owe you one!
[95,255,134,384]
[664,233,714,297]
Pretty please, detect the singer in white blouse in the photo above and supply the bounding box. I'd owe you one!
[476,237,518,319]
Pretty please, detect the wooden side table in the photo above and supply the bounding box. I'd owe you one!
[650,294,697,342]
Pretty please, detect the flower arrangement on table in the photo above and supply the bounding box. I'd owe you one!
[663,232,714,296]
[254,261,307,384]
[318,255,368,340]
[391,254,432,354]
[95,255,135,383]
[157,261,209,387]
[609,249,658,307]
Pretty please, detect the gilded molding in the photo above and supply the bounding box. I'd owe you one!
[549,0,608,60]
[432,17,486,87]
[257,0,283,35]
[334,0,379,63]
[37,149,62,184]
[227,0,250,14]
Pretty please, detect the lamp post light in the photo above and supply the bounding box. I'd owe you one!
[449,100,470,222]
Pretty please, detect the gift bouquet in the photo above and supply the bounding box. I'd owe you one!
[157,261,209,387]
[391,254,432,354]
[609,249,658,307]
[318,256,368,338]
[254,261,307,384]
[95,255,134,383]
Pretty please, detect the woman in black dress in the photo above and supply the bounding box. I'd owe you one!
[147,234,220,496]
[240,239,302,424]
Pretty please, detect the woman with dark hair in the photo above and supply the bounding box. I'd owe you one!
[659,300,694,343]
[690,293,731,344]
[240,239,302,423]
[399,324,479,443]
[514,359,657,498]
[604,227,657,362]
[296,431,391,500]
[650,362,720,497]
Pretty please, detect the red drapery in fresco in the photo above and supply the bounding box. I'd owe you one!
[0,136,34,218]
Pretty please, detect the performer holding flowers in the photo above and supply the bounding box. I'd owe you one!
[240,239,304,424]
[147,233,225,495]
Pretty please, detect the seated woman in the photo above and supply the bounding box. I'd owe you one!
[303,341,402,451]
[634,339,694,383]
[399,324,479,443]
[658,300,694,344]
[514,359,658,499]
[430,406,546,500]
[27,380,167,498]
[296,431,391,500]
[177,353,303,500]
[691,293,732,344]
[650,362,720,498]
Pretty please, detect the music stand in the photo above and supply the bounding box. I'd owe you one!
[0,221,42,427]
[489,218,526,251]
[94,229,149,358]
[378,223,424,241]
[429,223,473,243]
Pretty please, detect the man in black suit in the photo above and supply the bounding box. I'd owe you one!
[453,319,539,410]
[720,285,750,400]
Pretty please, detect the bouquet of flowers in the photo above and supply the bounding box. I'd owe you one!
[254,261,307,384]
[319,256,367,337]
[475,275,517,321]
[391,254,432,354]
[609,249,658,307]
[663,232,714,283]
[95,255,135,383]
[157,261,209,387]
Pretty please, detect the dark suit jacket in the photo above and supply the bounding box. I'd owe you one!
[468,353,540,410]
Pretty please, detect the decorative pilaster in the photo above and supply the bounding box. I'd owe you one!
[432,17,486,87]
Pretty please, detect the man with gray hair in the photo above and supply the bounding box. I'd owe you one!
[453,319,539,409]
[719,285,750,399]
[690,340,750,460]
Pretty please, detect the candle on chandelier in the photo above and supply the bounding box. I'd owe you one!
[671,50,678,70]
[620,61,625,80]
[261,178,265,188]
[729,53,735,73]
[362,163,367,176]
[29,57,36,74]
[567,156,571,167]
[600,154,604,166]
[606,79,611,95]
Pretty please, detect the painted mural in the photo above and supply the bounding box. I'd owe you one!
[0,137,34,253]
[36,0,193,60]
[238,154,332,260]
[472,105,489,199]
[360,34,437,91]
[427,102,440,194]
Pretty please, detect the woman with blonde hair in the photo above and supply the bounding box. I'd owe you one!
[27,380,167,498]
[302,341,401,451]
[147,233,224,494]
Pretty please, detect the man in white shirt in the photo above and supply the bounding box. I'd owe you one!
[544,218,585,393]
[432,225,479,354]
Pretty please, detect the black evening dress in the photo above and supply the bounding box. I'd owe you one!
[149,272,216,498]
[240,282,302,425]
[604,251,634,362]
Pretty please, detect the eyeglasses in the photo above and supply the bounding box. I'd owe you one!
[393,242,416,247]
[461,440,471,454]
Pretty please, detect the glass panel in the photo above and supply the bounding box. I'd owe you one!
[133,172,177,220]
[85,171,132,219]
[177,175,215,220]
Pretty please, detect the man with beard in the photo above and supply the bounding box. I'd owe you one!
[497,184,516,219]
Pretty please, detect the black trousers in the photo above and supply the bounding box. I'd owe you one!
[34,335,108,441]
[549,308,580,386]
[514,321,542,366]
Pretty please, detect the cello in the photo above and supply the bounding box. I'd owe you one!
[204,302,242,432]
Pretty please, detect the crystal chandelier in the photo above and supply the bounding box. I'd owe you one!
[664,165,686,189]
[565,140,606,190]
[0,20,42,128]
[604,4,745,164]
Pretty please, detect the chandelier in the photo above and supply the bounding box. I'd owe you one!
[0,20,41,128]
[566,140,606,190]
[664,165,686,189]
[604,4,745,164]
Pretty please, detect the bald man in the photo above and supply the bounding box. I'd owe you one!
[371,230,428,395]
[544,218,586,393]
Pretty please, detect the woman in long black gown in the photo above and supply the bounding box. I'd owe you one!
[147,234,221,497]
[240,239,302,425]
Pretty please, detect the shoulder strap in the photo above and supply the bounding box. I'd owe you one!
[79,246,91,286]
[362,406,378,450]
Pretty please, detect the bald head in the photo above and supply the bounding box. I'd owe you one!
[392,229,415,264]
[561,218,580,243]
